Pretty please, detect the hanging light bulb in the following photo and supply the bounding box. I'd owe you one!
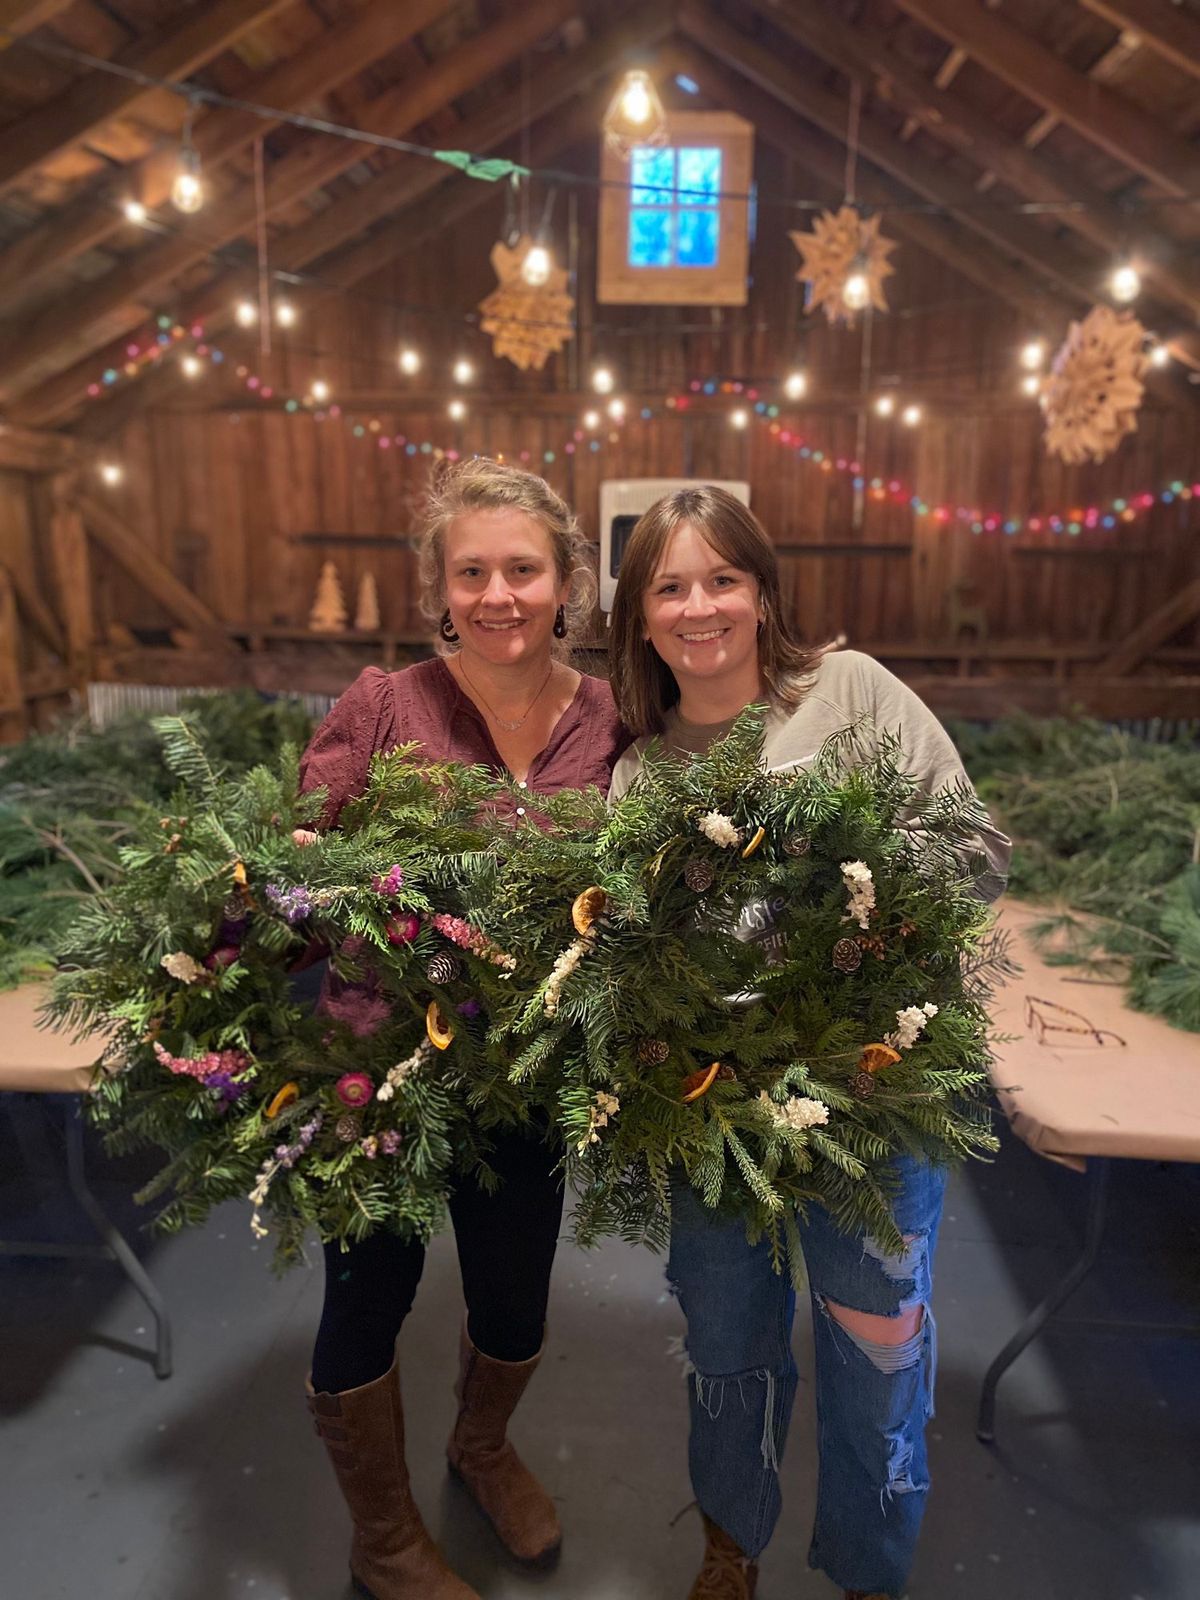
[398,346,421,375]
[452,358,474,385]
[601,69,668,159]
[1110,261,1141,304]
[123,199,147,224]
[874,394,895,417]
[1148,342,1170,368]
[171,109,204,214]
[583,410,601,430]
[448,398,467,421]
[591,366,615,394]
[520,243,552,286]
[784,370,807,399]
[1020,373,1041,397]
[901,403,923,427]
[180,354,202,379]
[99,461,124,486]
[729,408,749,429]
[842,270,871,311]
[235,299,258,327]
[1020,339,1046,371]
[274,300,297,328]
[607,398,626,421]
[310,379,330,403]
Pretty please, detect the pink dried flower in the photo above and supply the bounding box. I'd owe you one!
[372,864,405,896]
[335,1072,374,1108]
[431,914,516,970]
[380,1130,402,1156]
[360,1135,380,1160]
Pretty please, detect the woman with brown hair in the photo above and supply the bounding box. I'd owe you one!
[296,458,627,1600]
[607,486,1009,1600]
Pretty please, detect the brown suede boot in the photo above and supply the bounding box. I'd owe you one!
[307,1362,478,1600]
[446,1325,562,1565]
[688,1515,758,1599]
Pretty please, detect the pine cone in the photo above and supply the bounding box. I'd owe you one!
[782,832,812,857]
[683,858,716,893]
[832,937,863,973]
[850,1070,876,1100]
[425,951,462,986]
[637,1038,671,1065]
[335,1114,362,1143]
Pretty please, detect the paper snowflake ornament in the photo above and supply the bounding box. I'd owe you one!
[478,235,575,371]
[1040,306,1148,465]
[790,206,896,326]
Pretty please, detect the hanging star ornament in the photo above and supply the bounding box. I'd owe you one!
[477,234,575,372]
[790,206,897,326]
[1040,305,1148,465]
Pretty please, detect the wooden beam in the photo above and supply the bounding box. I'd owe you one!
[738,0,1200,330]
[1096,577,1200,676]
[0,0,71,43]
[667,41,1055,312]
[0,422,75,471]
[0,0,293,198]
[891,0,1200,195]
[0,0,574,404]
[902,674,1200,720]
[79,494,226,645]
[1078,0,1200,85]
[676,10,1100,305]
[0,566,27,742]
[0,0,458,317]
[48,471,93,671]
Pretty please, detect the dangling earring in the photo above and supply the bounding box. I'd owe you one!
[553,605,567,639]
[440,609,459,643]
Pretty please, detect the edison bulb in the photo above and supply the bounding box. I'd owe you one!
[607,398,626,421]
[621,75,652,125]
[274,301,297,327]
[452,358,474,384]
[310,379,330,403]
[448,398,467,421]
[842,272,870,310]
[171,150,203,214]
[399,347,421,375]
[235,300,257,327]
[99,461,124,486]
[1111,263,1140,303]
[901,403,922,427]
[729,408,749,429]
[1021,374,1041,396]
[583,410,600,430]
[123,199,147,224]
[1020,339,1045,371]
[521,245,552,286]
[874,394,895,417]
[592,366,615,394]
[784,371,807,400]
[181,354,202,378]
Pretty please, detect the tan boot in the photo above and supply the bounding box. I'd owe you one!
[446,1325,562,1565]
[307,1362,478,1600]
[688,1514,758,1599]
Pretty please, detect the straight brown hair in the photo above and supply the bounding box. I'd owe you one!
[609,485,828,736]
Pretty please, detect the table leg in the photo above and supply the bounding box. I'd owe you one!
[976,1157,1110,1444]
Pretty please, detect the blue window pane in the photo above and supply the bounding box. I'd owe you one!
[676,208,719,266]
[631,146,676,206]
[629,207,674,266]
[677,147,721,205]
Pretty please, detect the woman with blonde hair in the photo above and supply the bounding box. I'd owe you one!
[297,458,627,1600]
[608,486,1009,1600]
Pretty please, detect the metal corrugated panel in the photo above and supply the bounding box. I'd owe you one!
[86,683,335,730]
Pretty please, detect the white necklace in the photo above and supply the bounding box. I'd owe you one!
[458,658,554,732]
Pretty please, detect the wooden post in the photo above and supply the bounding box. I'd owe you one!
[0,564,27,743]
[48,470,94,682]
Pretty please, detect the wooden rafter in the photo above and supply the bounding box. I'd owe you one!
[665,41,1053,312]
[1078,0,1200,85]
[16,8,670,429]
[0,0,71,44]
[891,0,1200,195]
[0,0,575,405]
[79,495,226,645]
[0,0,293,197]
[737,0,1200,332]
[677,7,1105,308]
[0,421,75,471]
[1097,577,1200,676]
[0,0,459,317]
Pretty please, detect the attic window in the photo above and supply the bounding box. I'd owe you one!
[598,111,752,305]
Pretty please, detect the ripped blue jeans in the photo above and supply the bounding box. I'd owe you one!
[667,1153,946,1597]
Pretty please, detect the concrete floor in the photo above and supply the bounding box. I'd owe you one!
[2,1101,1198,1600]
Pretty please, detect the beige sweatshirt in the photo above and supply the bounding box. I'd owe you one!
[609,648,1011,907]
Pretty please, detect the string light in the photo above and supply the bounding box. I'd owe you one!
[874,394,895,417]
[583,410,601,429]
[1110,262,1141,303]
[448,398,466,420]
[607,398,626,421]
[1148,342,1170,368]
[122,199,147,224]
[98,461,124,486]
[235,299,258,327]
[274,300,297,327]
[1020,340,1046,370]
[602,69,668,158]
[783,371,807,399]
[901,403,922,427]
[180,354,202,378]
[398,347,421,375]
[730,408,749,428]
[452,358,474,384]
[310,379,330,403]
[842,268,871,311]
[171,110,204,214]
[591,366,615,394]
[520,244,552,286]
[1021,374,1041,396]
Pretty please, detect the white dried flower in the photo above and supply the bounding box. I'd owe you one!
[376,1039,433,1101]
[161,950,205,984]
[698,811,743,849]
[840,860,876,929]
[758,1090,830,1131]
[884,1001,939,1051]
[544,935,592,1017]
[577,1089,621,1153]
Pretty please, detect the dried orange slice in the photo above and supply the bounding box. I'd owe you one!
[571,886,608,936]
[265,1081,300,1119]
[681,1062,722,1103]
[740,826,766,859]
[858,1043,901,1075]
[426,999,455,1051]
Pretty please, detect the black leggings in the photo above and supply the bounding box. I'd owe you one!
[311,1123,565,1393]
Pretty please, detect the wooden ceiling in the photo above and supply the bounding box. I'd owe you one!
[0,0,1198,430]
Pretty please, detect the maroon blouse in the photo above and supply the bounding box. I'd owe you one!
[299,658,629,826]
